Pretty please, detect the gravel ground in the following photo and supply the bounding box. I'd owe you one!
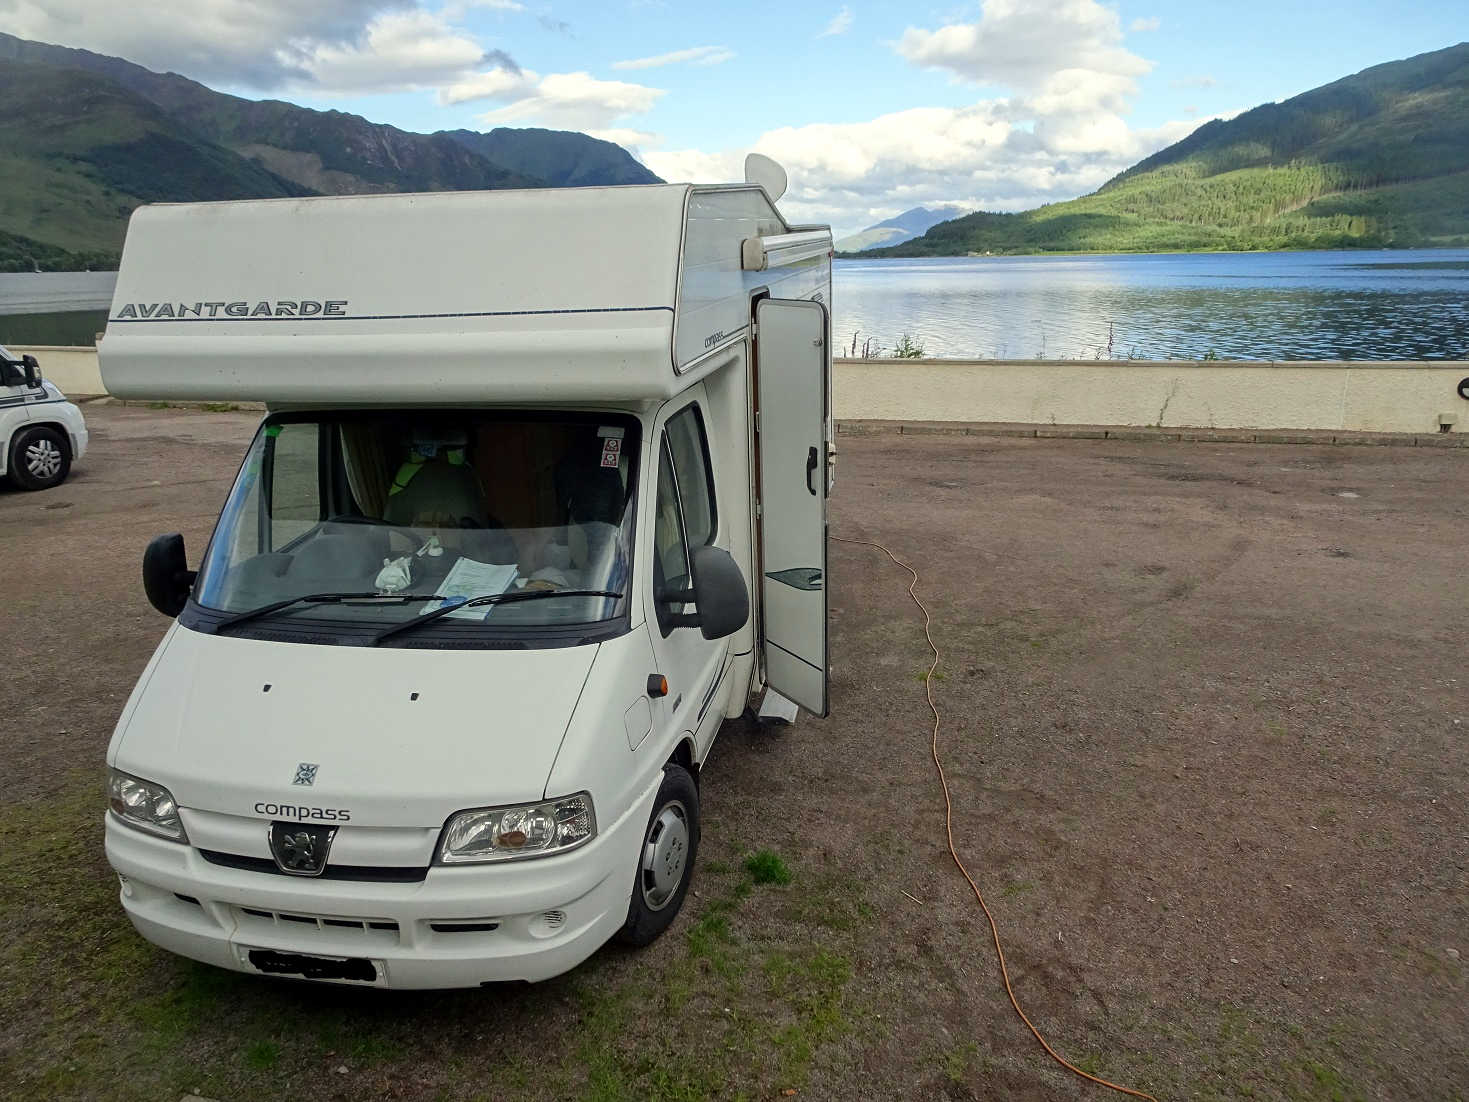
[1,404,1465,1101]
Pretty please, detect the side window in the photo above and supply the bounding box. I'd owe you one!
[665,404,716,547]
[266,422,322,550]
[653,439,690,634]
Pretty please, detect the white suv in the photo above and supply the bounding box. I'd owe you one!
[1,344,90,491]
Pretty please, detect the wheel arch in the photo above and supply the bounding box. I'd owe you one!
[16,419,74,457]
[668,736,700,786]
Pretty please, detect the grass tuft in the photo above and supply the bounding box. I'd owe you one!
[744,850,793,886]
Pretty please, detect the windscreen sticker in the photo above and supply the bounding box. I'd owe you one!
[597,426,625,439]
[600,436,623,468]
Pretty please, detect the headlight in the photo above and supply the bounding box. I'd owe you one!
[107,769,188,843]
[437,793,596,864]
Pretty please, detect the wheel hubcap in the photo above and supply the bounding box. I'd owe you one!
[25,439,61,479]
[640,799,689,911]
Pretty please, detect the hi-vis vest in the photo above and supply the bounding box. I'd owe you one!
[387,446,467,497]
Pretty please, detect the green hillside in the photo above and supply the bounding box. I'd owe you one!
[0,61,310,268]
[0,32,662,271]
[440,128,661,187]
[870,43,1469,257]
[0,227,118,273]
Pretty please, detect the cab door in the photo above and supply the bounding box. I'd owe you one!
[0,351,34,466]
[647,388,730,757]
[754,298,829,717]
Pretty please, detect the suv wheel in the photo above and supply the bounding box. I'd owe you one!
[8,426,70,491]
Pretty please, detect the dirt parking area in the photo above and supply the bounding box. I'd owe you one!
[2,404,1465,1101]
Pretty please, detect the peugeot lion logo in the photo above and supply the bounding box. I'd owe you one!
[280,831,317,869]
[268,821,337,876]
[292,762,318,786]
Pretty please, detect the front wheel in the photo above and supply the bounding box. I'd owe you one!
[616,763,699,947]
[8,426,70,491]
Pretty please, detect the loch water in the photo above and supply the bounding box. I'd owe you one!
[832,249,1469,361]
[3,251,1468,360]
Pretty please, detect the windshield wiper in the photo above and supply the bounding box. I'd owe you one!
[370,590,624,646]
[211,592,445,634]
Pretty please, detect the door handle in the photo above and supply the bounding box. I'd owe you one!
[805,446,819,495]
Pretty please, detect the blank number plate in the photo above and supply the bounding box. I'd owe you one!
[245,948,379,983]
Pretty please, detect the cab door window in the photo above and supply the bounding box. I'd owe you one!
[665,405,716,546]
[652,403,717,635]
[653,441,690,635]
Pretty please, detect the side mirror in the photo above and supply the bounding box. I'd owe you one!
[689,546,749,640]
[21,354,41,388]
[143,533,196,617]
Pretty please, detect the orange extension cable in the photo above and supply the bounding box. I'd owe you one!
[831,534,1158,1102]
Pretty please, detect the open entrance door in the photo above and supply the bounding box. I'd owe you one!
[754,297,829,717]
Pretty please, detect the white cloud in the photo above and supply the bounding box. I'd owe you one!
[817,6,854,37]
[612,45,734,70]
[897,0,1151,91]
[648,1,1207,236]
[0,0,524,95]
[0,0,398,88]
[586,127,662,150]
[299,8,489,94]
[439,66,534,105]
[1129,16,1160,31]
[457,70,666,131]
[442,0,524,14]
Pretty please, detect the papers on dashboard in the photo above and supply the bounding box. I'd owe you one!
[421,557,518,620]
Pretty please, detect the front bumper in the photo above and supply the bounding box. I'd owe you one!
[103,781,655,988]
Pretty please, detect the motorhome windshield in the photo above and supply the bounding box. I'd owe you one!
[191,411,639,642]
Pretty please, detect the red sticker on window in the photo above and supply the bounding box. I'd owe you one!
[600,437,622,468]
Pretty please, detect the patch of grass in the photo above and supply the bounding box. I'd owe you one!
[1073,1050,1107,1077]
[201,402,241,412]
[781,869,872,932]
[744,850,793,886]
[763,949,854,1086]
[243,1040,279,1070]
[1300,1059,1364,1102]
[944,1041,979,1083]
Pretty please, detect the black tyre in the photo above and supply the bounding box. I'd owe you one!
[616,763,699,947]
[8,426,70,491]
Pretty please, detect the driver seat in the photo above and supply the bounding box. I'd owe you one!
[382,456,490,530]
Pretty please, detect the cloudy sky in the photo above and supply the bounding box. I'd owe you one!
[0,0,1461,235]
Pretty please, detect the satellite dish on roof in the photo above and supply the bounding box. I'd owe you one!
[744,154,788,203]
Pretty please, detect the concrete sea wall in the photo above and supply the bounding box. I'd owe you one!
[11,346,1469,437]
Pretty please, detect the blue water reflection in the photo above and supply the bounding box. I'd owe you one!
[833,250,1469,361]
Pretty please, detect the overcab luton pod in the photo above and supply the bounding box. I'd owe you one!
[98,162,835,987]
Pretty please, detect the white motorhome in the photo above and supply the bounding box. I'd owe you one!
[98,161,832,988]
[1,343,89,490]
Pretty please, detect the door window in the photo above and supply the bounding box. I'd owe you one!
[653,402,716,636]
[653,440,690,635]
[665,405,716,546]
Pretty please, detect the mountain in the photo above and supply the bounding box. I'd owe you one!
[0,59,311,262]
[869,43,1469,257]
[0,32,662,272]
[0,228,119,273]
[835,205,971,252]
[440,128,661,187]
